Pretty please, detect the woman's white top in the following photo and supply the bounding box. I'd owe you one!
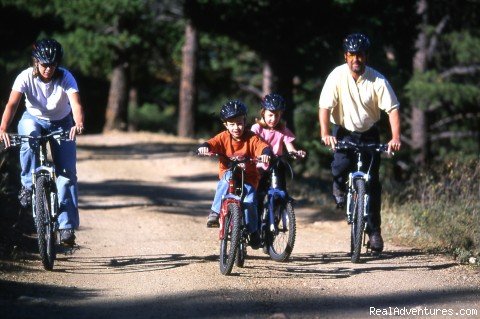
[12,67,79,121]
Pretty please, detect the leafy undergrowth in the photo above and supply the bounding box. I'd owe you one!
[383,158,480,265]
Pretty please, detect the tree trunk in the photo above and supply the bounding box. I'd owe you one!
[262,61,273,96]
[270,59,295,132]
[128,87,138,132]
[104,63,129,132]
[178,20,198,138]
[410,0,429,165]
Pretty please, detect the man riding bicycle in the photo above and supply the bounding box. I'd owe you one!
[318,33,402,252]
[0,39,85,246]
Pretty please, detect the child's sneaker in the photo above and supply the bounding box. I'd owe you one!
[206,211,219,228]
[59,229,76,246]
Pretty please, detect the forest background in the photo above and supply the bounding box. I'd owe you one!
[0,0,478,263]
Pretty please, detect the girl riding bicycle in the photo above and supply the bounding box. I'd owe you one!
[197,100,271,248]
[0,39,85,246]
[251,93,306,197]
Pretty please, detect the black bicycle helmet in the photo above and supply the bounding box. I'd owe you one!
[220,100,248,121]
[32,39,63,65]
[261,93,286,112]
[343,33,370,53]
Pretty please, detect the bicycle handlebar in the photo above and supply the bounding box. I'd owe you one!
[3,129,71,149]
[197,151,265,164]
[333,141,390,154]
[276,151,305,160]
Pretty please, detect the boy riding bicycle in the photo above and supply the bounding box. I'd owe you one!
[197,100,271,248]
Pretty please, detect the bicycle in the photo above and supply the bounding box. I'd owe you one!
[333,140,390,263]
[258,152,300,262]
[198,152,264,275]
[2,129,71,270]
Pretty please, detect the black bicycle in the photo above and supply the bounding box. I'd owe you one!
[334,140,390,263]
[3,129,70,270]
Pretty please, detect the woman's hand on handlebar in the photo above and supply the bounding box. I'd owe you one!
[69,124,85,140]
[0,129,11,148]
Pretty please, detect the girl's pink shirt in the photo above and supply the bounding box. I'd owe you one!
[251,123,295,169]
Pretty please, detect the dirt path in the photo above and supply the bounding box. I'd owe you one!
[1,132,479,319]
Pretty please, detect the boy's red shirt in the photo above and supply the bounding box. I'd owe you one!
[206,130,269,188]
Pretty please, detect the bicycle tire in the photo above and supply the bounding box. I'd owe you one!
[219,203,241,275]
[235,239,246,268]
[268,201,296,262]
[34,175,56,270]
[351,179,366,263]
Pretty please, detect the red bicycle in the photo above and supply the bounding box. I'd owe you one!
[198,152,260,275]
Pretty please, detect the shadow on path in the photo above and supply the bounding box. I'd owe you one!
[1,283,478,319]
[53,253,217,274]
[78,178,214,217]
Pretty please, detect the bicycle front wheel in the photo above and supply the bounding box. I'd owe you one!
[34,175,56,270]
[350,179,366,263]
[268,201,296,262]
[219,203,241,275]
[235,239,246,268]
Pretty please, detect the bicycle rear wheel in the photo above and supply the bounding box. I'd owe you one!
[34,175,56,270]
[350,179,366,263]
[268,201,296,262]
[219,203,241,275]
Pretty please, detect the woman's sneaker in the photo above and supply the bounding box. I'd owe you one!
[59,229,76,246]
[18,186,32,208]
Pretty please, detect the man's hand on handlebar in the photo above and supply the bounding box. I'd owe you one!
[387,138,401,154]
[321,135,337,149]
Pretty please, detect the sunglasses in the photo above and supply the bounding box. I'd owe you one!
[40,63,58,68]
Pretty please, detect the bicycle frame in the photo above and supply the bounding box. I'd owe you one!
[336,141,387,224]
[218,163,246,240]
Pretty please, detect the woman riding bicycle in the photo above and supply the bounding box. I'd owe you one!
[0,38,85,246]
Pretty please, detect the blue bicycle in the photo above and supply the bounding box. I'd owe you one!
[258,152,301,262]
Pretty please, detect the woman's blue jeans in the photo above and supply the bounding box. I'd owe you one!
[211,171,258,233]
[18,112,79,230]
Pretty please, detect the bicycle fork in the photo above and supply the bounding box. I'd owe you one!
[346,175,370,225]
[265,189,287,233]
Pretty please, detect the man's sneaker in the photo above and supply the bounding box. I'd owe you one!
[206,211,220,228]
[369,231,384,252]
[59,229,76,246]
[18,186,32,208]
